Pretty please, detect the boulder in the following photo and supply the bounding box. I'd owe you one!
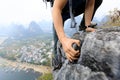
[53,27,120,80]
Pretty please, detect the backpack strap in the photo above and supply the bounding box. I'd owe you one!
[50,0,54,7]
[69,0,77,28]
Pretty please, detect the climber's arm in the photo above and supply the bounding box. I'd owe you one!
[85,0,96,32]
[52,0,80,61]
[52,0,67,42]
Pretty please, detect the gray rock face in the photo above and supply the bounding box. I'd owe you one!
[53,27,120,80]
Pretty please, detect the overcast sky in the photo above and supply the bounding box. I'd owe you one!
[0,0,120,26]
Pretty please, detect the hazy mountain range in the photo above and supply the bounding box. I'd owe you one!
[0,21,53,38]
[0,15,108,38]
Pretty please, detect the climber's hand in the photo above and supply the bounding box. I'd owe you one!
[61,37,80,62]
[86,27,96,32]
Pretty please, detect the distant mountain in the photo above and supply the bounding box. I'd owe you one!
[0,21,50,39]
[26,21,44,37]
[28,21,43,33]
[38,20,53,33]
[0,24,26,37]
[0,15,108,39]
[9,24,26,37]
[100,15,110,24]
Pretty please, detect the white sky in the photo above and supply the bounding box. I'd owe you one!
[0,0,120,26]
[0,0,52,26]
[95,0,120,20]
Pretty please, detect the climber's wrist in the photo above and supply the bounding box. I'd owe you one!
[59,35,67,43]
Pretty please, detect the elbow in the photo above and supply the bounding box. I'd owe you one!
[52,7,61,18]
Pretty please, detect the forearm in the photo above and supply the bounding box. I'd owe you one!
[52,8,66,43]
[85,0,95,27]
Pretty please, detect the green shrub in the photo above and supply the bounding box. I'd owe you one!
[41,58,51,66]
[38,73,53,80]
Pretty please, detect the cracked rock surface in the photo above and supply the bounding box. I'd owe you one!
[53,27,120,80]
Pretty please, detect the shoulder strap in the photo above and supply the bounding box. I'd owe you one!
[49,0,54,7]
[69,0,77,28]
